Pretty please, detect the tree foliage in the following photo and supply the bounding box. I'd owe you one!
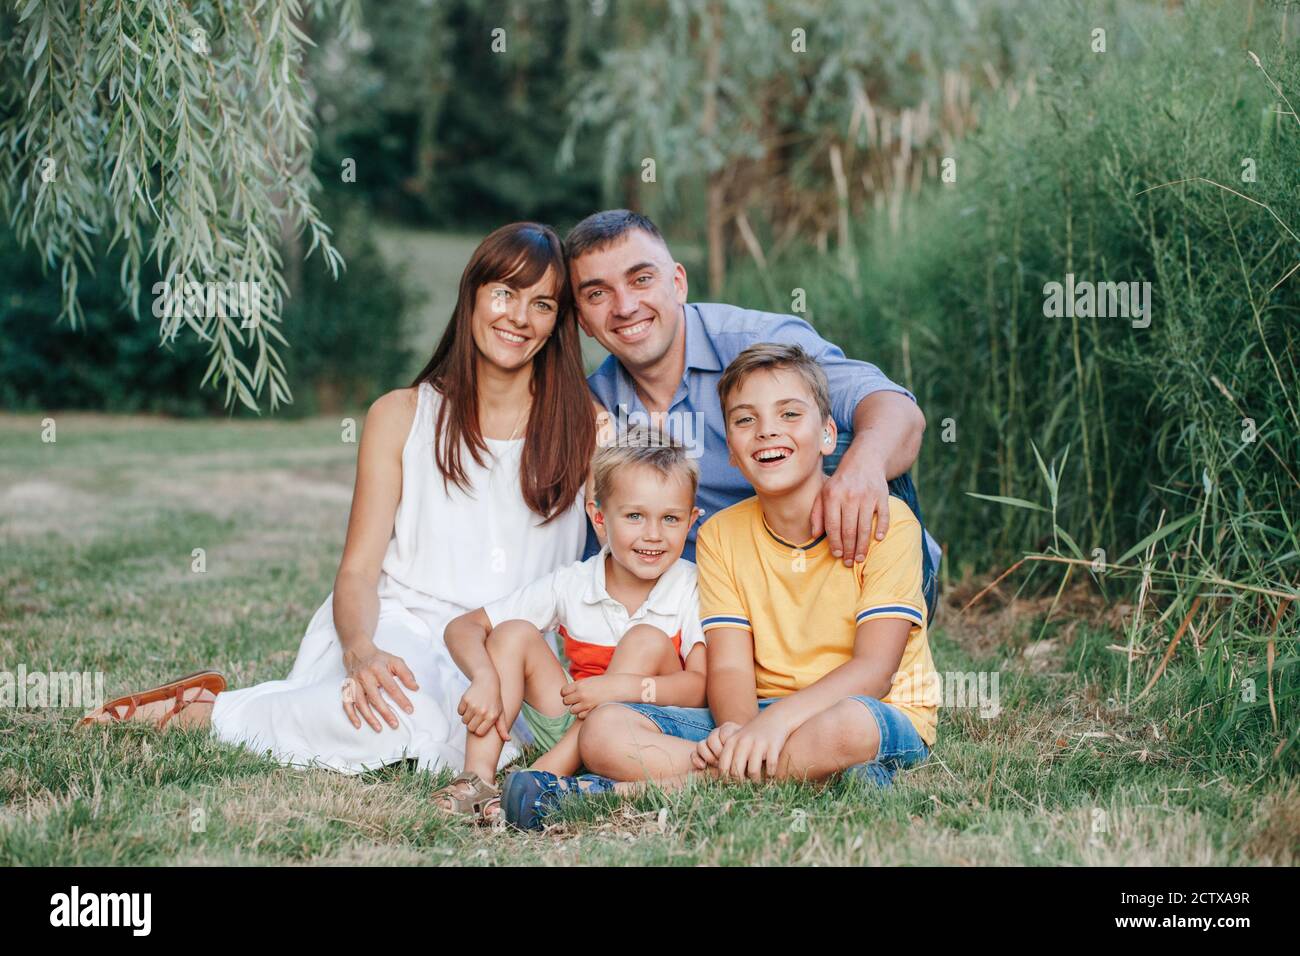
[561,0,1039,292]
[0,0,357,410]
[307,0,604,229]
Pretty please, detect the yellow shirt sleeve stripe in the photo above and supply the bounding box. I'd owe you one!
[702,614,752,631]
[855,604,924,626]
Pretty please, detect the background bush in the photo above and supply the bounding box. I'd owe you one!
[723,0,1299,769]
[0,194,413,417]
[0,226,216,416]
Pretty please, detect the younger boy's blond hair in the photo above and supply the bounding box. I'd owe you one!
[591,427,700,506]
[717,343,833,423]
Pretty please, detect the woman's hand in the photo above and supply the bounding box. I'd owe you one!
[458,678,509,739]
[341,643,419,732]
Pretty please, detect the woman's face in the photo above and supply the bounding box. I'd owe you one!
[470,268,561,372]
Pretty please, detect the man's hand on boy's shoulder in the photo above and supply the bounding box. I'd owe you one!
[813,446,892,567]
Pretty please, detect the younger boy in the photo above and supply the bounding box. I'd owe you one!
[437,430,706,826]
[577,342,938,793]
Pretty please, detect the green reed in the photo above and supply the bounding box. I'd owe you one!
[725,0,1299,773]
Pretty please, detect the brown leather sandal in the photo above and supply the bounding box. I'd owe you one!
[79,670,227,729]
[432,771,501,822]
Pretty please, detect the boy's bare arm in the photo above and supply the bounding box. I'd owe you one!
[444,608,512,739]
[706,628,761,726]
[443,608,498,683]
[688,629,761,771]
[561,645,708,715]
[626,643,708,707]
[757,618,910,733]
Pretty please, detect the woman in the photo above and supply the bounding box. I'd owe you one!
[82,222,595,779]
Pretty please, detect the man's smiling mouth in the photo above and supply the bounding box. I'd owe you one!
[614,318,652,340]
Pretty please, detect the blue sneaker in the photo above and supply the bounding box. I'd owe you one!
[502,770,617,831]
[844,761,895,788]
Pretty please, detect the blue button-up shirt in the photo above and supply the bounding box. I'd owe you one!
[585,302,916,562]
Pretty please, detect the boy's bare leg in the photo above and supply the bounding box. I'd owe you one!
[608,768,712,795]
[593,698,880,789]
[576,624,705,782]
[529,720,582,775]
[463,620,567,782]
[579,704,700,782]
[530,625,680,777]
[774,698,881,782]
[605,623,680,680]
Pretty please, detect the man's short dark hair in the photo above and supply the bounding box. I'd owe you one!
[565,209,667,261]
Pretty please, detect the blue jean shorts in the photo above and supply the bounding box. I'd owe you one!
[618,696,930,787]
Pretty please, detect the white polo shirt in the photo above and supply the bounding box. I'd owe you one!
[482,547,705,681]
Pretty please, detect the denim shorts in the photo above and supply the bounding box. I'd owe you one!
[617,696,930,786]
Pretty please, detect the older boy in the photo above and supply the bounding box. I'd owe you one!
[579,343,938,791]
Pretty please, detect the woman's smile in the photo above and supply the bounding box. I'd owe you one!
[492,326,530,346]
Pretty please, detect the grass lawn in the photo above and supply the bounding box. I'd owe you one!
[1,412,1294,866]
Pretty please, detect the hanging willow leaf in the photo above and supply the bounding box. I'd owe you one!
[0,0,353,410]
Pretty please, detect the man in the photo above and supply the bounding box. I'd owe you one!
[567,210,939,615]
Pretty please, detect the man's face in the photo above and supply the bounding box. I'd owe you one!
[568,229,688,372]
[724,368,836,498]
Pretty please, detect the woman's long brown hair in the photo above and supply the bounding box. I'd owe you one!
[411,222,594,523]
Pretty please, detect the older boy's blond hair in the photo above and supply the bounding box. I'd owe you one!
[591,427,699,506]
[717,342,833,423]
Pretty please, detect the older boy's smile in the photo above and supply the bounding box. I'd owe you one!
[752,445,795,466]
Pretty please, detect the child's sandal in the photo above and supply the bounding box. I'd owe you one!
[432,772,501,821]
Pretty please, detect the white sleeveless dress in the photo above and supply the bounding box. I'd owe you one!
[210,382,586,773]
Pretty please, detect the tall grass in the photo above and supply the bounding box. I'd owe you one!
[725,0,1299,773]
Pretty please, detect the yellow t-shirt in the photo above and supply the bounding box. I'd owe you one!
[696,494,938,746]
